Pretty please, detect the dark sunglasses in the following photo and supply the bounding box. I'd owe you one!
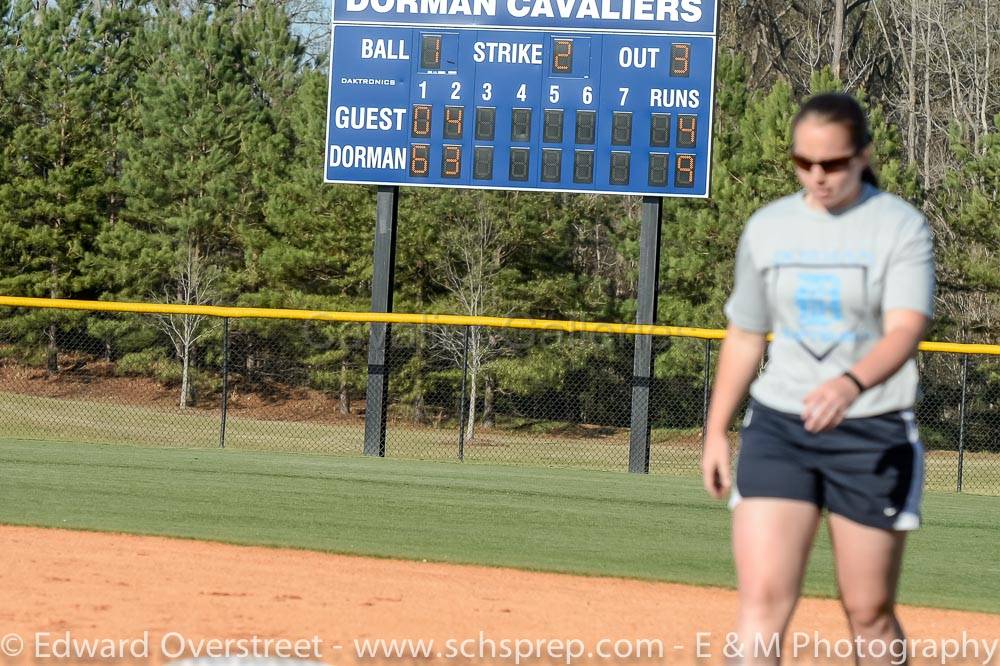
[790,151,858,173]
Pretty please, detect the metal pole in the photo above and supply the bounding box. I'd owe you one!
[364,185,399,457]
[628,196,663,474]
[219,317,229,449]
[701,338,711,445]
[957,354,968,493]
[458,326,470,461]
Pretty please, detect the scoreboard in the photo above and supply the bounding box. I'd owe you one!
[325,0,717,197]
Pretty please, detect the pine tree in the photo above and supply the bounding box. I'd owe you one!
[81,0,153,363]
[0,0,107,371]
[242,65,372,408]
[113,3,273,405]
[938,118,1000,343]
[0,0,16,185]
[254,69,371,305]
[658,53,760,333]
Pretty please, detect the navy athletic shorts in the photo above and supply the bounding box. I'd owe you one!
[729,399,925,531]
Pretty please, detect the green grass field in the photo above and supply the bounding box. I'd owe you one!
[1,438,998,614]
[2,391,998,494]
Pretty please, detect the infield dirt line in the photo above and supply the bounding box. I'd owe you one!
[0,525,997,665]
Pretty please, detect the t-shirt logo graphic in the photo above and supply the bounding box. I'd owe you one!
[793,272,846,360]
[768,252,871,363]
[796,273,843,330]
[771,265,867,362]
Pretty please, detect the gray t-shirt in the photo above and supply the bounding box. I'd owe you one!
[724,184,935,418]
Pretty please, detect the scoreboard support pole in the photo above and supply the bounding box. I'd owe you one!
[363,185,400,457]
[628,196,663,474]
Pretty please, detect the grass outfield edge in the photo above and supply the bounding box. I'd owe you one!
[1,439,998,614]
[3,522,998,620]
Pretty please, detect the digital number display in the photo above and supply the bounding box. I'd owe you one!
[511,108,532,142]
[610,151,630,185]
[475,107,496,141]
[552,38,573,74]
[541,148,561,182]
[611,111,632,146]
[404,106,699,188]
[441,145,461,178]
[410,144,430,177]
[573,150,594,183]
[671,43,690,77]
[549,35,591,78]
[674,154,695,187]
[421,35,442,70]
[473,146,493,180]
[543,109,563,143]
[509,147,530,181]
[650,113,671,147]
[575,110,596,145]
[648,153,669,186]
[412,104,432,138]
[443,106,464,139]
[677,114,697,148]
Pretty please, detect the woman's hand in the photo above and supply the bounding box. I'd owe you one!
[801,311,928,433]
[801,375,861,433]
[701,432,732,499]
[701,324,765,500]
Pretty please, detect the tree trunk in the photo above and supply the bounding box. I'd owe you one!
[339,358,351,415]
[413,328,426,422]
[180,343,191,409]
[981,1,992,142]
[922,9,932,182]
[483,375,495,428]
[413,390,425,423]
[907,0,917,165]
[46,323,58,374]
[465,367,478,444]
[47,280,59,374]
[830,0,845,80]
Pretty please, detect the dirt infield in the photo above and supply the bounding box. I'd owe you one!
[0,525,997,665]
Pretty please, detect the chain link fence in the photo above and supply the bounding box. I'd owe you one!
[1,304,998,495]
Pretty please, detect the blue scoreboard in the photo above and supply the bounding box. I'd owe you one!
[325,0,717,197]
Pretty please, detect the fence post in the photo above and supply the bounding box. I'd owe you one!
[628,196,663,474]
[957,353,968,493]
[364,185,399,457]
[220,317,230,449]
[701,339,711,443]
[458,325,470,461]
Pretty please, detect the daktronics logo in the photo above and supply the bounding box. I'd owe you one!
[340,77,398,86]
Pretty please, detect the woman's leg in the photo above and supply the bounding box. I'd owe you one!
[733,497,821,665]
[828,514,908,665]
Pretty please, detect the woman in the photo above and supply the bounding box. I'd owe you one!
[701,93,935,665]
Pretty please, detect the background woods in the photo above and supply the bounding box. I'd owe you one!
[0,0,997,434]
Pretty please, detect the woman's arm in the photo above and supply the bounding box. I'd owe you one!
[801,309,929,433]
[701,323,767,499]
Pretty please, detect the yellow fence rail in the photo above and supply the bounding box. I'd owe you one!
[1,295,998,356]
